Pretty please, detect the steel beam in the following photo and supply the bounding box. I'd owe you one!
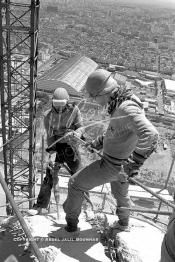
[0,0,40,214]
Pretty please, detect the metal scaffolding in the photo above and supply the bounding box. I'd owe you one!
[0,0,40,214]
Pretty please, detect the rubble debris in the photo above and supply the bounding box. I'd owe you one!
[0,208,164,262]
[3,255,19,262]
[93,213,164,262]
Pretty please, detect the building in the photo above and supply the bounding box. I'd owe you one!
[38,42,53,62]
[113,72,127,85]
[140,70,161,80]
[164,101,175,115]
[134,79,155,88]
[134,79,155,96]
[163,79,175,97]
[107,64,126,72]
[37,54,98,98]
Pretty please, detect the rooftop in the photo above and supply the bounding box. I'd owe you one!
[37,55,98,97]
[135,79,154,87]
[163,79,175,92]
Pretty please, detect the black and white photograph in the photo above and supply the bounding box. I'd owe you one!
[0,0,175,261]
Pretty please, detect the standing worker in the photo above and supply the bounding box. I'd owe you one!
[63,69,159,232]
[160,200,175,262]
[29,87,84,215]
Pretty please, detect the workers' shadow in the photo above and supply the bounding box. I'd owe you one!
[36,220,106,262]
[0,230,34,262]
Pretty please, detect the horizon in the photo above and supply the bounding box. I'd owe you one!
[102,0,175,8]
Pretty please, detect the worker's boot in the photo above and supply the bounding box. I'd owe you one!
[65,217,78,232]
[112,218,130,232]
[27,204,42,216]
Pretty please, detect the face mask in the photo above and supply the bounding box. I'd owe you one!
[52,100,68,112]
[52,99,67,107]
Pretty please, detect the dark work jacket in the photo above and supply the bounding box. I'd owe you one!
[44,104,83,147]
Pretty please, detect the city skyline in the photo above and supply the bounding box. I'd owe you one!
[117,0,175,7]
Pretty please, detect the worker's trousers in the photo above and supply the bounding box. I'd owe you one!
[63,157,130,223]
[160,212,175,262]
[35,143,80,209]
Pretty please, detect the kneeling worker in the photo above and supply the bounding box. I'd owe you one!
[29,87,84,215]
[63,69,159,232]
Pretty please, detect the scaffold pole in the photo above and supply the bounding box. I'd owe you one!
[0,171,44,262]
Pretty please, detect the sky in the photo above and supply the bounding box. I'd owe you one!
[116,0,175,8]
[142,0,175,4]
[117,0,175,2]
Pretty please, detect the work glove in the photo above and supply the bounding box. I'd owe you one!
[47,160,54,171]
[65,130,81,138]
[124,157,141,178]
[84,141,95,153]
[124,151,146,178]
[46,147,56,154]
[73,130,82,138]
[85,135,104,152]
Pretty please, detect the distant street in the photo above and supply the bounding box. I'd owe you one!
[156,81,164,114]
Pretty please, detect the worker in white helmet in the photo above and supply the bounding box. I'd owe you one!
[29,87,84,214]
[63,69,159,232]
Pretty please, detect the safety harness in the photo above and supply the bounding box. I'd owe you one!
[108,86,143,115]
